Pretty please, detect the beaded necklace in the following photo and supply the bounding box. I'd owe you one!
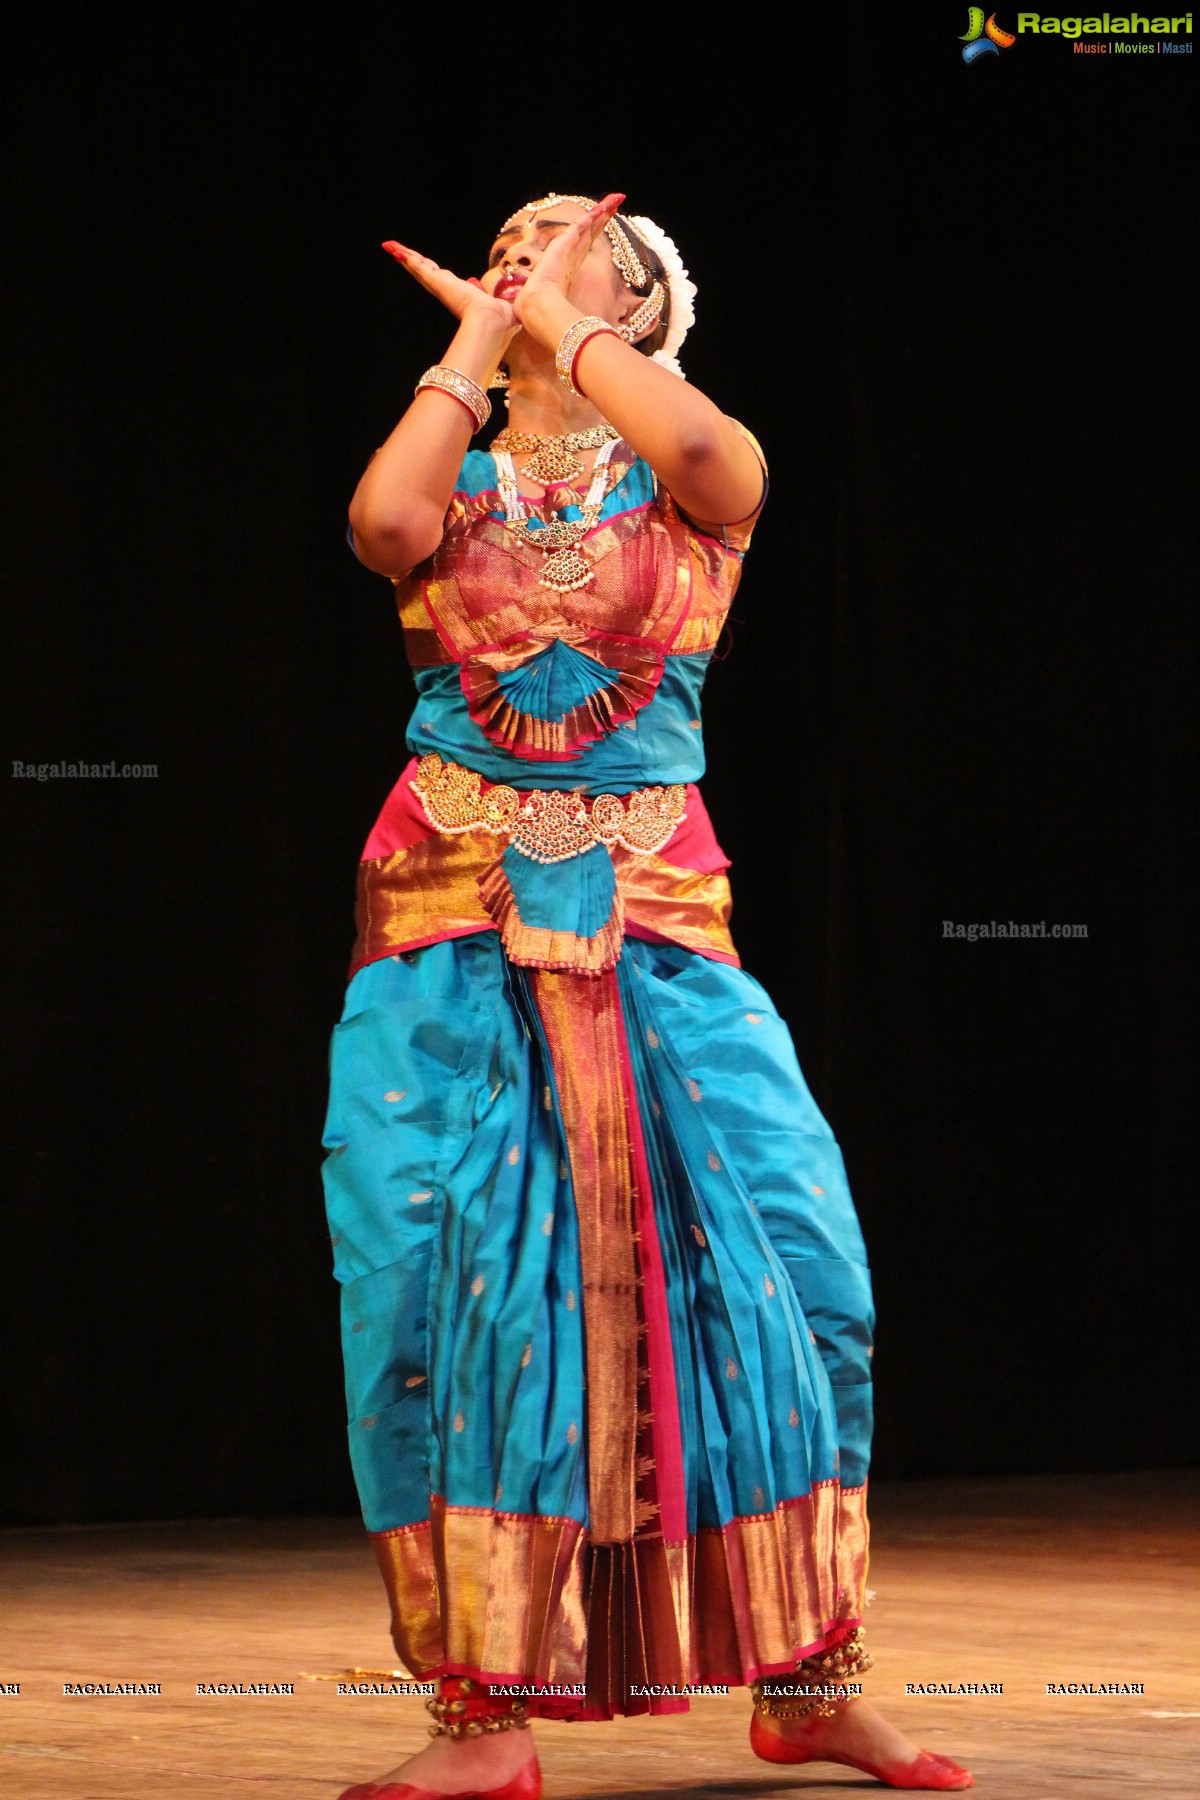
[493,437,620,595]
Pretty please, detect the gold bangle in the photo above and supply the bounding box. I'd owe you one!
[414,365,491,432]
[554,317,620,396]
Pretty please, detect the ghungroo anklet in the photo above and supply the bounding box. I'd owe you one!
[425,1674,531,1737]
[752,1627,874,1721]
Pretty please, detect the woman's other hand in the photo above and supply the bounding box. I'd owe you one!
[382,241,518,341]
[511,194,624,329]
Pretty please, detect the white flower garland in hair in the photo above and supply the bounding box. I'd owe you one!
[625,214,697,380]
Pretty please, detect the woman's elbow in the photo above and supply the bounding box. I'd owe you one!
[347,509,442,575]
[674,427,724,469]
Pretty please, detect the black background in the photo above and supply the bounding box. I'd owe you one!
[2,8,1194,1525]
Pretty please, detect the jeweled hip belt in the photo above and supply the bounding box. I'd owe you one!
[412,752,687,863]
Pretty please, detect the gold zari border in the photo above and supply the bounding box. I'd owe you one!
[528,969,642,1542]
[370,1485,868,1710]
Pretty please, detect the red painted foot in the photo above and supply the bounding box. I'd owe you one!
[337,1757,542,1800]
[750,1707,973,1789]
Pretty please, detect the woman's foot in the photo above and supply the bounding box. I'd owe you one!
[339,1722,540,1799]
[751,1697,973,1790]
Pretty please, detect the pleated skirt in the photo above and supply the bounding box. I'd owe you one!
[321,930,875,1719]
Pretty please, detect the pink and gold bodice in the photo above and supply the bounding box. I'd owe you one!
[347,428,767,980]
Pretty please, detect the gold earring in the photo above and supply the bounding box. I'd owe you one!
[617,280,665,343]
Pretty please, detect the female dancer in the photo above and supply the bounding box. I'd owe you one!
[322,192,973,1798]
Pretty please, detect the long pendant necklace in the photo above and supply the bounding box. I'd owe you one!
[494,437,619,595]
[490,422,619,485]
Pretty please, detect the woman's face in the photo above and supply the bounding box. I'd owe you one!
[481,198,624,320]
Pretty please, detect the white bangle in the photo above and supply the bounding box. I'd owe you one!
[554,318,620,396]
[414,365,491,432]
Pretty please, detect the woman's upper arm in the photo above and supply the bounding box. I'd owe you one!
[666,419,769,547]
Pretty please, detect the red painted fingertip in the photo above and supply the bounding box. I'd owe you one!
[382,240,409,258]
[467,276,484,289]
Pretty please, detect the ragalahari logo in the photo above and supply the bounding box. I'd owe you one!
[961,8,1017,58]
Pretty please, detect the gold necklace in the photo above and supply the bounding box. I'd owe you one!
[493,439,619,594]
[490,422,619,484]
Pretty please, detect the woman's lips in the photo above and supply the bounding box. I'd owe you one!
[496,274,526,299]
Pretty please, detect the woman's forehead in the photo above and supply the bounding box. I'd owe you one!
[495,196,593,237]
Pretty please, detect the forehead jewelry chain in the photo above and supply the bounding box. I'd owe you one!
[500,193,650,288]
[490,422,619,485]
[493,437,619,594]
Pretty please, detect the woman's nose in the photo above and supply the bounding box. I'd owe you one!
[503,239,538,271]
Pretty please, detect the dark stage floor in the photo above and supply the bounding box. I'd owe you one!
[1,1471,1196,1799]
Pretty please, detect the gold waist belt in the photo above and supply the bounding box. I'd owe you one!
[412,753,687,864]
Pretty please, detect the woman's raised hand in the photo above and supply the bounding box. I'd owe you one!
[382,241,518,339]
[512,193,625,323]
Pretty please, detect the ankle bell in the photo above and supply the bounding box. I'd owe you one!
[752,1628,874,1722]
[424,1675,531,1738]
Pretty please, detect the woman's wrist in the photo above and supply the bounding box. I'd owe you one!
[515,285,583,351]
[443,304,516,383]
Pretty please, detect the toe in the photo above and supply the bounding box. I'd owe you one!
[926,1751,974,1789]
